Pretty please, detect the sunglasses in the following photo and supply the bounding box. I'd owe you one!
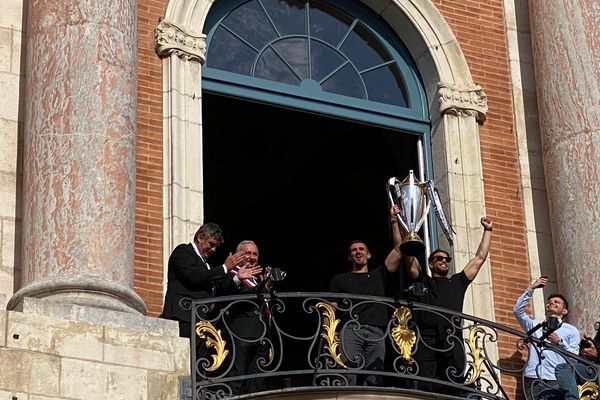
[432,256,452,263]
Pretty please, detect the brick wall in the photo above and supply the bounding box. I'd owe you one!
[135,0,166,317]
[133,1,533,395]
[433,0,530,397]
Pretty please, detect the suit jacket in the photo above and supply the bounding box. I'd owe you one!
[162,243,228,323]
[222,270,270,339]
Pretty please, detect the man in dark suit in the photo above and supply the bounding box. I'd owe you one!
[161,222,260,338]
[223,240,274,395]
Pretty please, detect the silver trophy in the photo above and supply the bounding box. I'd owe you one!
[387,171,454,256]
[387,171,430,256]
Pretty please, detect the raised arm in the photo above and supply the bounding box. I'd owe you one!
[386,205,420,278]
[462,217,492,281]
[513,277,545,331]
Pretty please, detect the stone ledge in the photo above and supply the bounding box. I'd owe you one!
[20,297,178,336]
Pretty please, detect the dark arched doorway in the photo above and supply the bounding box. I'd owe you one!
[203,92,419,291]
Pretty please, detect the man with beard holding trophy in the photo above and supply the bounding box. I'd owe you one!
[328,205,410,386]
[399,219,492,392]
[387,171,492,391]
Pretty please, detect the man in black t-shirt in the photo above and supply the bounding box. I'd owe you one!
[399,217,493,391]
[328,207,409,386]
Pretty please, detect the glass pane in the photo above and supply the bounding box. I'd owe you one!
[261,0,306,36]
[363,64,408,107]
[271,38,308,79]
[321,63,365,99]
[206,26,257,75]
[340,23,391,71]
[310,39,345,82]
[309,1,353,46]
[255,47,302,85]
[223,0,278,50]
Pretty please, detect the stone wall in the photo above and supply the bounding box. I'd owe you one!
[0,0,24,309]
[0,299,189,400]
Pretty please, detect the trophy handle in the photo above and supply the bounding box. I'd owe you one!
[387,178,410,233]
[413,197,431,232]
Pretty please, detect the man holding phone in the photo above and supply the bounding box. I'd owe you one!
[513,277,581,399]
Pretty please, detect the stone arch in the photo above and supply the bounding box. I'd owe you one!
[155,0,493,322]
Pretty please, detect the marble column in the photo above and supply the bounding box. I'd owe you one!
[528,0,600,331]
[7,1,146,314]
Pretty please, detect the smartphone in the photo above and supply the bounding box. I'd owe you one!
[539,275,548,287]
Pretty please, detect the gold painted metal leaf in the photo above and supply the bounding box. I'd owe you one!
[316,302,347,368]
[464,325,486,385]
[391,306,416,362]
[195,321,229,372]
[579,381,599,400]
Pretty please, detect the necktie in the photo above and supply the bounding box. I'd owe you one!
[229,268,271,322]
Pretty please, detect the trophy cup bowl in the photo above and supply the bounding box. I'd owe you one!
[387,171,430,256]
[400,232,425,257]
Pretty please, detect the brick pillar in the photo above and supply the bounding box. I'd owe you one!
[528,0,600,330]
[8,1,146,314]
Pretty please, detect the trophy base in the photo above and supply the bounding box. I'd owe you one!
[400,239,425,257]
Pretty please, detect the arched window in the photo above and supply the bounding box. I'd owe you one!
[203,0,429,133]
[201,0,439,262]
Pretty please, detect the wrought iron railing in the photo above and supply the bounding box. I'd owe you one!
[183,292,600,400]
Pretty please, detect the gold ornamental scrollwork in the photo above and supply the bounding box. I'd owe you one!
[391,306,416,362]
[316,302,347,368]
[579,381,600,400]
[195,321,229,372]
[464,325,486,385]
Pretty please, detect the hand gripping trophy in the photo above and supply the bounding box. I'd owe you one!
[387,170,454,256]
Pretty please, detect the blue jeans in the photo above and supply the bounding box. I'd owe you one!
[340,324,385,386]
[525,379,561,400]
[555,362,597,400]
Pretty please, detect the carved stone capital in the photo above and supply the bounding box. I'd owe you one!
[438,82,488,124]
[155,20,206,63]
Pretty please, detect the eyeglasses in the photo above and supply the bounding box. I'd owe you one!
[432,256,452,263]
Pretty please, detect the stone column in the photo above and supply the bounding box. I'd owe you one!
[528,0,600,331]
[7,1,146,314]
[154,20,206,290]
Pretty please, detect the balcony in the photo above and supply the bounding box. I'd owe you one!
[182,292,599,400]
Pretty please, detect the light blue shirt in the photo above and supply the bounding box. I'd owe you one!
[513,288,580,380]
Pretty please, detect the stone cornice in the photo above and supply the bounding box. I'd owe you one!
[438,82,488,124]
[155,19,206,63]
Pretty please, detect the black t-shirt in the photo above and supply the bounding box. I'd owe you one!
[329,265,390,327]
[412,271,471,334]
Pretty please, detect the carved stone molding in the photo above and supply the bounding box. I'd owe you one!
[438,82,488,124]
[155,19,206,63]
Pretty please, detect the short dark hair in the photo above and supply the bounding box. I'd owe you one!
[194,222,224,243]
[348,240,369,253]
[428,248,450,262]
[547,293,569,311]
